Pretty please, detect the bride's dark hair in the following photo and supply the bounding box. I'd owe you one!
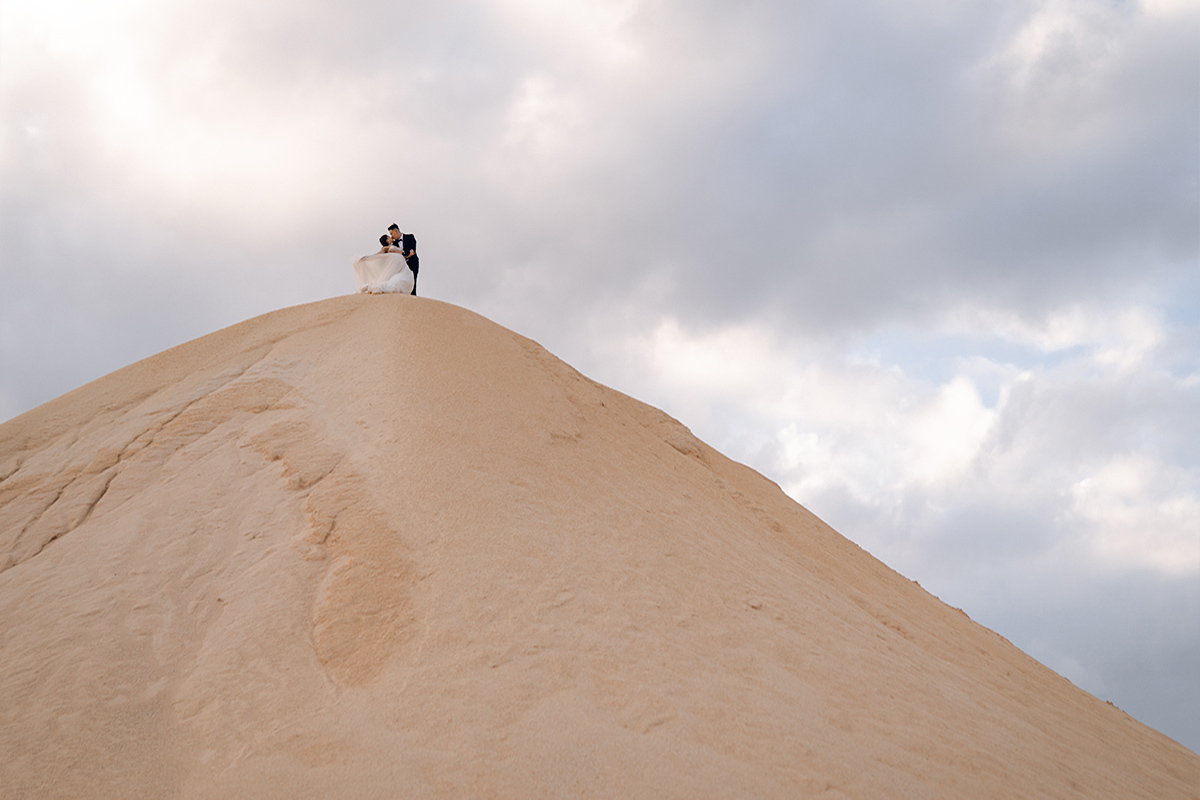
[379,234,391,246]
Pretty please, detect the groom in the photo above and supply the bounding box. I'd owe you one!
[388,224,418,296]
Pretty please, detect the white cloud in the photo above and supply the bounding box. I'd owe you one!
[1070,455,1200,575]
[594,300,1198,582]
[906,376,997,487]
[502,76,587,160]
[942,305,1167,365]
[493,0,642,68]
[1142,0,1200,17]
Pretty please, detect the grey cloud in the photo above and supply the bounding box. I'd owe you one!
[8,0,1193,349]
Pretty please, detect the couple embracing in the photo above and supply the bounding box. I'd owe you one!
[353,223,420,296]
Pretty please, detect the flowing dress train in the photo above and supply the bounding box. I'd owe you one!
[352,252,415,295]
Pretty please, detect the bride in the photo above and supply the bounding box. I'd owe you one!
[352,234,415,295]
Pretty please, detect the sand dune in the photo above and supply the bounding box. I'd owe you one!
[1,295,1196,799]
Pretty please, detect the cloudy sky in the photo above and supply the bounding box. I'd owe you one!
[2,0,1197,751]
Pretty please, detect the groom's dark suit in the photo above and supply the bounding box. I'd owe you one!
[400,232,418,296]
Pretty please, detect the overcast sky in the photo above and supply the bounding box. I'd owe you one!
[2,0,1197,752]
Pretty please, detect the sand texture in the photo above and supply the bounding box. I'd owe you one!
[1,295,1196,799]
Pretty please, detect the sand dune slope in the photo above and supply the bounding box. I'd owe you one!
[1,295,1196,799]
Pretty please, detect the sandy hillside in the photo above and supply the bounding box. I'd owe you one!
[1,295,1196,799]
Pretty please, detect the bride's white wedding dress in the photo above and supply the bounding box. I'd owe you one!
[353,252,414,295]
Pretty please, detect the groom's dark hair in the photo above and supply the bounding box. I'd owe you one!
[388,223,400,232]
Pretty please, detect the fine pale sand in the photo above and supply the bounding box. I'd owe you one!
[1,295,1196,799]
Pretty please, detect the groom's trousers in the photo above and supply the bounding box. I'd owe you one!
[406,256,419,296]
